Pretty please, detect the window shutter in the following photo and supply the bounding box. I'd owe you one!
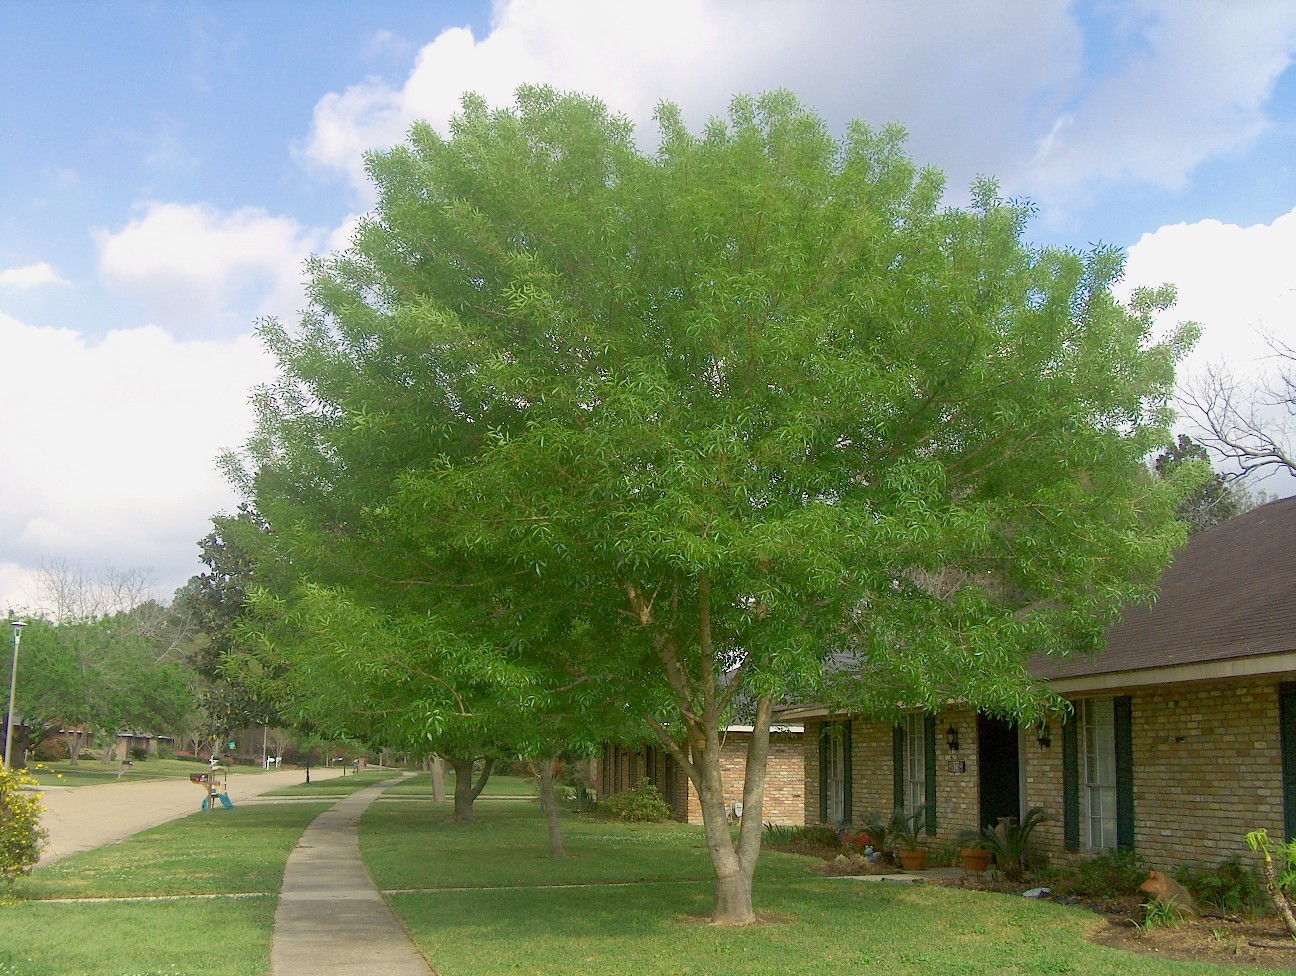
[892,724,904,812]
[818,724,829,824]
[1281,683,1296,840]
[1062,710,1080,851]
[1114,695,1135,850]
[923,713,937,836]
[842,720,853,825]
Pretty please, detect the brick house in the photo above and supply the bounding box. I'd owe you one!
[779,496,1296,871]
[600,724,805,826]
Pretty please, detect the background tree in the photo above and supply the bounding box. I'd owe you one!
[13,614,195,764]
[1180,336,1296,479]
[233,88,1196,924]
[1152,434,1253,533]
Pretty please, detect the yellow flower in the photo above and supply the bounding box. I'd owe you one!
[56,774,63,779]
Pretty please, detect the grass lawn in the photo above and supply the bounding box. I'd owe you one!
[18,802,331,900]
[0,897,276,976]
[23,757,284,788]
[0,792,1282,975]
[366,801,1285,976]
[0,803,329,976]
[379,771,537,797]
[260,767,404,796]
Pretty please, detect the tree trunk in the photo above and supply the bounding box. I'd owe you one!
[675,698,772,926]
[429,754,446,803]
[449,756,477,820]
[535,757,567,857]
[66,731,84,767]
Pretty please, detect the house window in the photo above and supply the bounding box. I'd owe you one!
[824,724,847,825]
[903,713,927,819]
[1081,697,1118,850]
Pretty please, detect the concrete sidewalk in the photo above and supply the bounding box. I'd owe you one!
[35,765,345,866]
[271,775,433,976]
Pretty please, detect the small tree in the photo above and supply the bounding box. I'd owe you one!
[0,767,47,893]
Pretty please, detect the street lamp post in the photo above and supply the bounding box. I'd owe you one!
[4,620,26,773]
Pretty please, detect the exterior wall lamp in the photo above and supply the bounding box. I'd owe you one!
[1036,722,1052,749]
[945,725,960,752]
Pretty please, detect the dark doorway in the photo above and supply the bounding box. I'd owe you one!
[977,715,1020,830]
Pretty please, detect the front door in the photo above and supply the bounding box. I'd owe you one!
[977,714,1021,830]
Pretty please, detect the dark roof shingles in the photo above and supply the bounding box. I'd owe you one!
[1032,496,1296,680]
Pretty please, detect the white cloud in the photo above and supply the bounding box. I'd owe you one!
[96,201,326,336]
[299,0,1296,217]
[0,311,276,611]
[1023,1,1296,203]
[0,262,68,290]
[301,0,1079,200]
[1124,206,1296,380]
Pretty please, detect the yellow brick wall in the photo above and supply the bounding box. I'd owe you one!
[651,676,1294,872]
[1038,678,1286,869]
[603,735,806,827]
[804,709,983,844]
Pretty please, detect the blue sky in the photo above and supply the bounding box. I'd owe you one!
[3,0,1296,610]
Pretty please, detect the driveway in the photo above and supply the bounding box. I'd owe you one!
[34,765,346,866]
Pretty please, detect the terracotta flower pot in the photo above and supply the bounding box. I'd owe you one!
[897,848,928,871]
[960,847,992,872]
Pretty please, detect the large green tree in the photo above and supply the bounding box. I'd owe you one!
[234,87,1196,924]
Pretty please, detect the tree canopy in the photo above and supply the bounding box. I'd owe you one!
[231,87,1197,924]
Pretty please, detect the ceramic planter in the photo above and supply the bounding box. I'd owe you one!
[896,847,928,871]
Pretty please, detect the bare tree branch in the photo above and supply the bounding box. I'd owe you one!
[1179,340,1296,479]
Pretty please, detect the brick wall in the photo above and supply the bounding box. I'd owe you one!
[603,733,806,826]
[804,708,981,841]
[1034,677,1285,869]
[802,675,1291,872]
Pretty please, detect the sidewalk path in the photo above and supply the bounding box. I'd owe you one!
[271,775,433,976]
[35,766,345,866]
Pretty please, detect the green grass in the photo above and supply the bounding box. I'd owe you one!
[0,790,1280,976]
[260,768,403,796]
[23,757,284,788]
[363,800,774,890]
[377,771,536,797]
[0,802,329,976]
[367,801,1284,976]
[16,802,330,899]
[0,898,275,976]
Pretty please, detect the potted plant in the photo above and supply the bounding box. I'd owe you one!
[975,807,1048,881]
[955,830,993,872]
[879,807,927,871]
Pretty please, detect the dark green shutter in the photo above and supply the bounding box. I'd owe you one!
[842,720,853,825]
[818,724,828,824]
[1280,684,1296,840]
[1062,709,1080,851]
[1114,695,1135,850]
[892,724,904,811]
[924,714,937,835]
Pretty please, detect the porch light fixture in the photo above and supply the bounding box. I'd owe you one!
[1036,723,1052,749]
[945,725,960,752]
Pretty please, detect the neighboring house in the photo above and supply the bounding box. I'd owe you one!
[778,496,1296,871]
[601,724,805,826]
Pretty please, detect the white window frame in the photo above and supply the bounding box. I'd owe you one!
[903,713,926,820]
[824,724,847,826]
[1080,697,1118,850]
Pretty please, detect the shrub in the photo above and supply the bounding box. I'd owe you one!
[763,823,800,846]
[129,747,149,761]
[0,767,48,892]
[1070,848,1146,898]
[1176,856,1266,915]
[599,778,673,822]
